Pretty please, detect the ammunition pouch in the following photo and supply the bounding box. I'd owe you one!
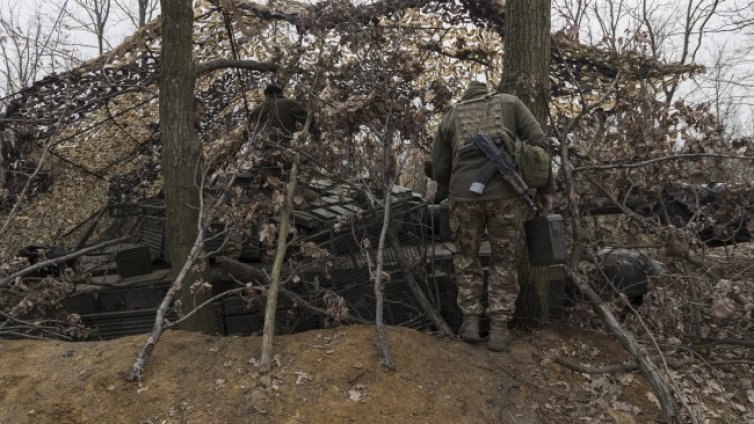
[514,141,550,189]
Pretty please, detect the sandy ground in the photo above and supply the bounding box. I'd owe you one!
[0,323,735,424]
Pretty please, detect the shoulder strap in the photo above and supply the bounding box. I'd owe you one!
[498,95,519,157]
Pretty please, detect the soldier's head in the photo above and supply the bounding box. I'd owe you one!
[192,97,205,129]
[264,84,284,99]
[462,81,488,98]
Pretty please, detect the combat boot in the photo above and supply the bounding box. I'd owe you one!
[458,315,481,344]
[487,319,510,352]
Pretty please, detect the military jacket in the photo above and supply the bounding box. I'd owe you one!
[431,83,551,202]
[249,97,317,141]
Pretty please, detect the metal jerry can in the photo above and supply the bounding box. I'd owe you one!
[524,213,567,266]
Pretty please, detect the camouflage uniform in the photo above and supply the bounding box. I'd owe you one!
[431,82,552,338]
[0,127,17,189]
[450,197,528,320]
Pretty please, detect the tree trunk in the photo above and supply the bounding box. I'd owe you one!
[139,0,148,27]
[159,0,214,334]
[501,0,555,327]
[500,0,551,124]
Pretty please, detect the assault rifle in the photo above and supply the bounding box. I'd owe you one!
[458,132,537,211]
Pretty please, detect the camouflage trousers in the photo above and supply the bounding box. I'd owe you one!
[449,197,527,320]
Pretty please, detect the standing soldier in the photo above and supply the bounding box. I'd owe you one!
[431,81,553,351]
[249,84,319,143]
[0,103,19,191]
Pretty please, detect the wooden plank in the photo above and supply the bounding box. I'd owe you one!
[321,196,340,204]
[292,211,320,229]
[308,178,333,190]
[307,198,326,207]
[310,208,338,221]
[323,192,355,203]
[391,185,412,196]
[328,205,354,217]
[341,204,364,214]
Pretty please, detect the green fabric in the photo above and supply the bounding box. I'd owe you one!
[431,84,551,202]
[514,142,551,188]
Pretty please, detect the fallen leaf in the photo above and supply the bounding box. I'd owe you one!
[295,371,313,385]
[348,383,367,401]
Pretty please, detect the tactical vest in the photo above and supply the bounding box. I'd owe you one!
[454,94,550,189]
[454,94,515,155]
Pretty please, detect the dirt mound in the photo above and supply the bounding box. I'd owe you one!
[0,324,693,423]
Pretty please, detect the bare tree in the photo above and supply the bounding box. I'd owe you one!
[720,0,754,31]
[693,44,752,137]
[637,0,722,105]
[552,0,592,41]
[592,0,630,51]
[68,0,112,56]
[114,0,159,29]
[0,1,74,97]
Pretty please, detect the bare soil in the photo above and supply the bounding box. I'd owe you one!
[0,324,730,424]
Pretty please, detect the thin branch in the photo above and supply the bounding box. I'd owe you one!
[214,257,371,325]
[0,236,129,286]
[555,356,754,375]
[566,268,683,423]
[165,287,245,329]
[695,337,754,349]
[125,214,206,381]
[575,153,754,172]
[387,220,453,337]
[260,115,310,369]
[194,59,280,77]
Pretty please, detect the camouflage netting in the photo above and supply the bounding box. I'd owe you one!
[0,0,703,251]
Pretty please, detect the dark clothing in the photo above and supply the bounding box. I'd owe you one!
[248,97,318,141]
[431,83,551,202]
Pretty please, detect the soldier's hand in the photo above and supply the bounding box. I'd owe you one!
[535,192,553,211]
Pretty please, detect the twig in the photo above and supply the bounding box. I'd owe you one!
[0,331,52,341]
[695,337,754,349]
[0,309,77,340]
[125,216,206,381]
[372,184,395,370]
[574,153,754,172]
[280,288,371,325]
[0,236,129,286]
[387,220,453,337]
[215,256,371,325]
[555,356,754,375]
[166,287,246,329]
